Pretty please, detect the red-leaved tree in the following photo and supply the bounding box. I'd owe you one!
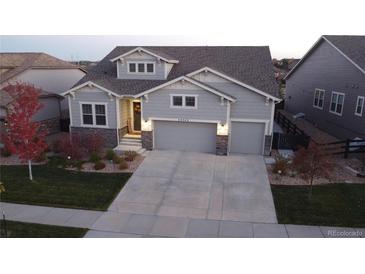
[292,142,336,198]
[3,83,48,180]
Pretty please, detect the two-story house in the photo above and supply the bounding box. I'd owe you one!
[0,53,86,133]
[62,46,280,155]
[285,35,365,140]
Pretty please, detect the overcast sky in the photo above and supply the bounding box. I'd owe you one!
[0,0,363,61]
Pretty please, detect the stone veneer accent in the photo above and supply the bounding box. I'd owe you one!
[264,135,272,156]
[70,127,118,148]
[216,135,228,155]
[40,117,60,135]
[118,126,128,138]
[141,131,153,150]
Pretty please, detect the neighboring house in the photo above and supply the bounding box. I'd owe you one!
[285,35,365,140]
[0,53,86,133]
[62,46,280,155]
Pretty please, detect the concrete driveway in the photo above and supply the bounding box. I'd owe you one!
[108,150,277,223]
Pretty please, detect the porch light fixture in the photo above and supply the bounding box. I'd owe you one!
[217,122,228,136]
[141,119,152,131]
[265,98,270,106]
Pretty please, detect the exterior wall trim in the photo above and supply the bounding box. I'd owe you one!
[355,96,364,117]
[78,101,109,128]
[61,81,121,98]
[329,91,345,116]
[134,76,236,102]
[186,66,281,101]
[110,47,179,64]
[313,88,326,110]
[150,117,220,124]
[169,94,199,109]
[285,36,365,80]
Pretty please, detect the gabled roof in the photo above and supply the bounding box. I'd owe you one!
[0,52,85,84]
[135,76,236,102]
[285,35,365,79]
[110,47,179,64]
[73,46,279,98]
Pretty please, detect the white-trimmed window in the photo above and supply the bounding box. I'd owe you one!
[313,88,325,109]
[170,94,198,109]
[355,96,364,117]
[329,92,345,116]
[128,62,155,74]
[80,103,108,127]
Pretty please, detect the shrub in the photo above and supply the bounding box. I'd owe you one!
[124,150,138,162]
[83,133,105,155]
[59,134,85,160]
[272,155,290,175]
[118,159,128,170]
[34,152,47,163]
[105,149,116,161]
[52,139,61,153]
[94,161,106,170]
[113,155,122,164]
[75,160,84,171]
[89,152,101,163]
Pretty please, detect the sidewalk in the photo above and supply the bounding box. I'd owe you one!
[1,202,364,238]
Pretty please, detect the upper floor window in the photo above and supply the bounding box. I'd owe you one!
[128,62,155,74]
[329,92,345,116]
[170,95,198,109]
[355,96,364,117]
[313,89,325,109]
[81,103,107,127]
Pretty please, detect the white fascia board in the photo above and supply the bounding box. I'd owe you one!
[187,67,281,101]
[322,36,365,75]
[285,36,365,80]
[110,47,179,64]
[134,76,236,102]
[61,81,121,98]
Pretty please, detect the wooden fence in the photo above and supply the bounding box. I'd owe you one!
[274,111,311,150]
[320,139,365,159]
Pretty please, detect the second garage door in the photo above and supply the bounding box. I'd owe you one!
[230,121,265,154]
[154,121,217,153]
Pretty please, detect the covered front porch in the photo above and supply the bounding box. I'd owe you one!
[115,98,145,153]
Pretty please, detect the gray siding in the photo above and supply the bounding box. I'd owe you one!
[117,52,168,80]
[142,81,227,122]
[33,97,60,121]
[285,40,365,139]
[207,82,273,120]
[70,86,118,128]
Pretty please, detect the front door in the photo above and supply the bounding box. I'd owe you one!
[133,102,141,131]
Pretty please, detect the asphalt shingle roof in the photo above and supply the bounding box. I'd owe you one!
[0,52,82,84]
[324,35,365,72]
[74,46,278,97]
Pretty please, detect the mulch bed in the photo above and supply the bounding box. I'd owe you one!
[67,155,144,173]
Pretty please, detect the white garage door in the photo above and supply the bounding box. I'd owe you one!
[154,121,217,153]
[230,122,265,154]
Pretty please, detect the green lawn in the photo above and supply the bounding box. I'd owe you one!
[0,221,87,238]
[271,184,365,228]
[0,164,131,211]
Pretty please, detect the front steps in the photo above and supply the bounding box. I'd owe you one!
[114,136,148,156]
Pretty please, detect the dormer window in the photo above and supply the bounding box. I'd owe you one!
[128,62,155,74]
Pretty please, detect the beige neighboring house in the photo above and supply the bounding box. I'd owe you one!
[0,52,86,134]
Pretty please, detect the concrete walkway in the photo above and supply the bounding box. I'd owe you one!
[1,202,364,238]
[0,202,103,228]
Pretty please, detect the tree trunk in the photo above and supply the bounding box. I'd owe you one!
[28,160,33,181]
[309,175,314,200]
